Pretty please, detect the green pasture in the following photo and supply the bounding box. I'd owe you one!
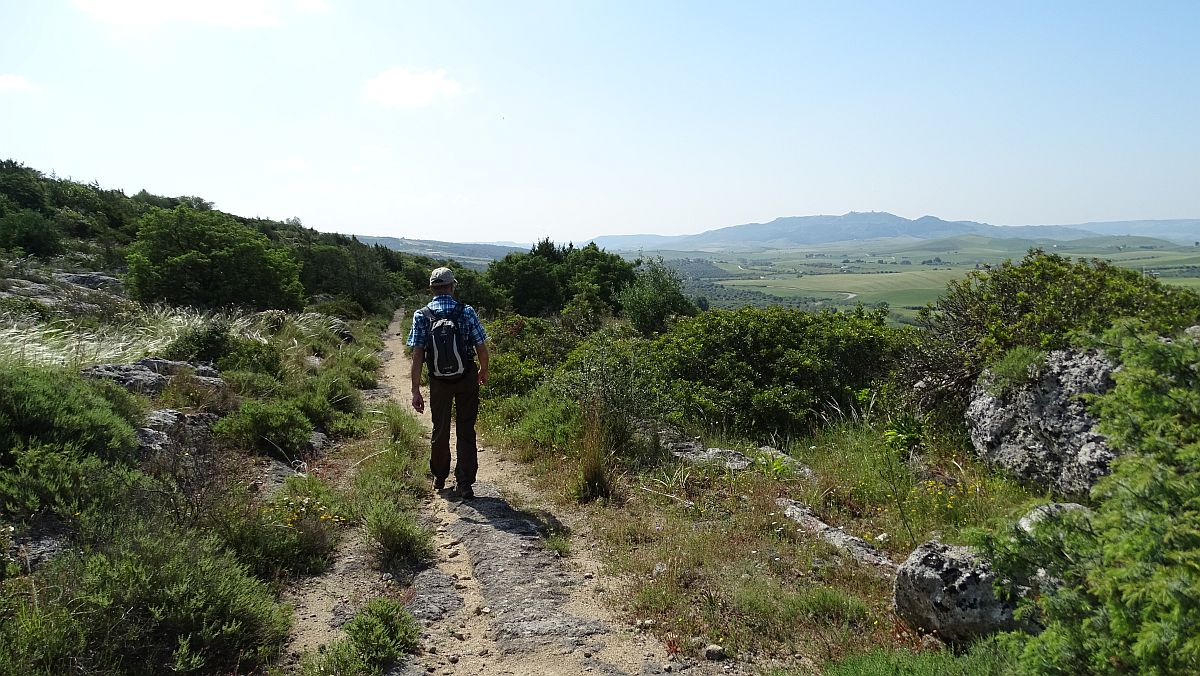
[719,269,965,309]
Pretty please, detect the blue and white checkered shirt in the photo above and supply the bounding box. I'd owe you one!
[406,295,487,356]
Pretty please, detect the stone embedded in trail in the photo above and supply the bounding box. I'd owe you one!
[446,482,607,653]
[404,569,464,622]
[775,498,897,575]
[893,541,1020,643]
[966,349,1116,496]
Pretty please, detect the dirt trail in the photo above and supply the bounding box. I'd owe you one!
[380,311,733,676]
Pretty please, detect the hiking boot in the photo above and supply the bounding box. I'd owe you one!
[433,477,446,490]
[457,485,474,500]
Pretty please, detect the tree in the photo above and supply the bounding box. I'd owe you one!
[126,206,304,310]
[0,209,63,257]
[487,252,564,316]
[620,257,697,336]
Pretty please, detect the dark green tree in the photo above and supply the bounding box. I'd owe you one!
[126,206,304,310]
[620,257,697,336]
[0,209,63,257]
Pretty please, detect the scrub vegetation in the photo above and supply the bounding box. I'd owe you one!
[4,158,1200,673]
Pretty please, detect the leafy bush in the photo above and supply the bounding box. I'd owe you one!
[984,345,1045,397]
[0,366,139,467]
[981,322,1200,673]
[620,257,697,336]
[482,351,545,399]
[0,209,63,257]
[482,384,580,461]
[297,638,371,676]
[217,338,286,378]
[158,369,239,414]
[916,249,1200,405]
[125,205,304,310]
[0,444,147,520]
[649,306,908,438]
[363,502,433,566]
[213,399,314,456]
[222,369,285,398]
[161,321,236,363]
[0,526,291,674]
[343,597,420,665]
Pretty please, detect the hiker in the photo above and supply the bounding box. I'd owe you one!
[408,267,489,499]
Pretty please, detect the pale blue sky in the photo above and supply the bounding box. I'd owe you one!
[1,1,1197,243]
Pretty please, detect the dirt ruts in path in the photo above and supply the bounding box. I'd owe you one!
[381,311,737,676]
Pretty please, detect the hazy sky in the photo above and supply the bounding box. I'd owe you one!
[1,1,1197,244]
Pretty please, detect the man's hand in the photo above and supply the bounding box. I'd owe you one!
[411,389,425,413]
[477,367,488,386]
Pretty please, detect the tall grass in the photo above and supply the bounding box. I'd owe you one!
[0,307,341,368]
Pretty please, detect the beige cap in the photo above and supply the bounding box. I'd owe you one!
[429,267,457,287]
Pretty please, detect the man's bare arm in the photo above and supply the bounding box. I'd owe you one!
[476,343,489,386]
[410,346,425,413]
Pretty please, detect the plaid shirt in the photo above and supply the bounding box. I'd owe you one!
[406,295,487,356]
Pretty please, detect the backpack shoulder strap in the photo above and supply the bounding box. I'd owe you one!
[449,302,465,319]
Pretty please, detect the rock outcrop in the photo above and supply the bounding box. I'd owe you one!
[83,358,223,395]
[661,427,813,478]
[775,498,897,574]
[966,349,1116,495]
[893,541,1019,643]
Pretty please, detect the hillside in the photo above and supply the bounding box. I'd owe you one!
[590,212,1200,253]
[355,236,524,269]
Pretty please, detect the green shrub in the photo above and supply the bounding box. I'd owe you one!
[485,313,577,368]
[363,502,433,566]
[297,638,370,676]
[0,366,139,467]
[222,369,286,398]
[306,296,367,320]
[343,597,420,665]
[0,444,147,520]
[483,384,580,460]
[161,321,236,363]
[916,249,1200,405]
[984,346,1045,397]
[327,410,373,439]
[620,257,697,336]
[649,306,908,438]
[0,525,290,674]
[981,322,1200,674]
[482,351,545,399]
[213,399,314,456]
[0,209,63,258]
[125,206,304,310]
[217,338,286,378]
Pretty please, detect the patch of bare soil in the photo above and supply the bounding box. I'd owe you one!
[379,312,743,676]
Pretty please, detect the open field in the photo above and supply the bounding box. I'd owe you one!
[671,236,1200,322]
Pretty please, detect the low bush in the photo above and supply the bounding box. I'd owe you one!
[343,596,420,665]
[217,338,286,378]
[161,321,236,363]
[222,369,286,398]
[649,306,908,438]
[0,209,63,257]
[915,249,1200,406]
[363,502,433,566]
[482,351,545,399]
[0,525,291,674]
[204,475,347,582]
[0,366,139,466]
[482,384,579,462]
[158,368,239,414]
[213,399,314,456]
[0,443,147,521]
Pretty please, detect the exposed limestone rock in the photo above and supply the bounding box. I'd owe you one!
[661,428,812,477]
[82,358,223,395]
[775,498,897,574]
[1018,502,1089,534]
[6,516,73,573]
[967,349,1116,495]
[52,272,123,291]
[893,541,1019,643]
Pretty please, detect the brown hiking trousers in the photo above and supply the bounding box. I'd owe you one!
[428,368,479,487]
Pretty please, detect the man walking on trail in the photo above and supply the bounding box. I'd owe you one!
[408,267,489,499]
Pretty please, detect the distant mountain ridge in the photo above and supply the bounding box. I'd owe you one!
[589,213,1200,251]
[355,236,524,264]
